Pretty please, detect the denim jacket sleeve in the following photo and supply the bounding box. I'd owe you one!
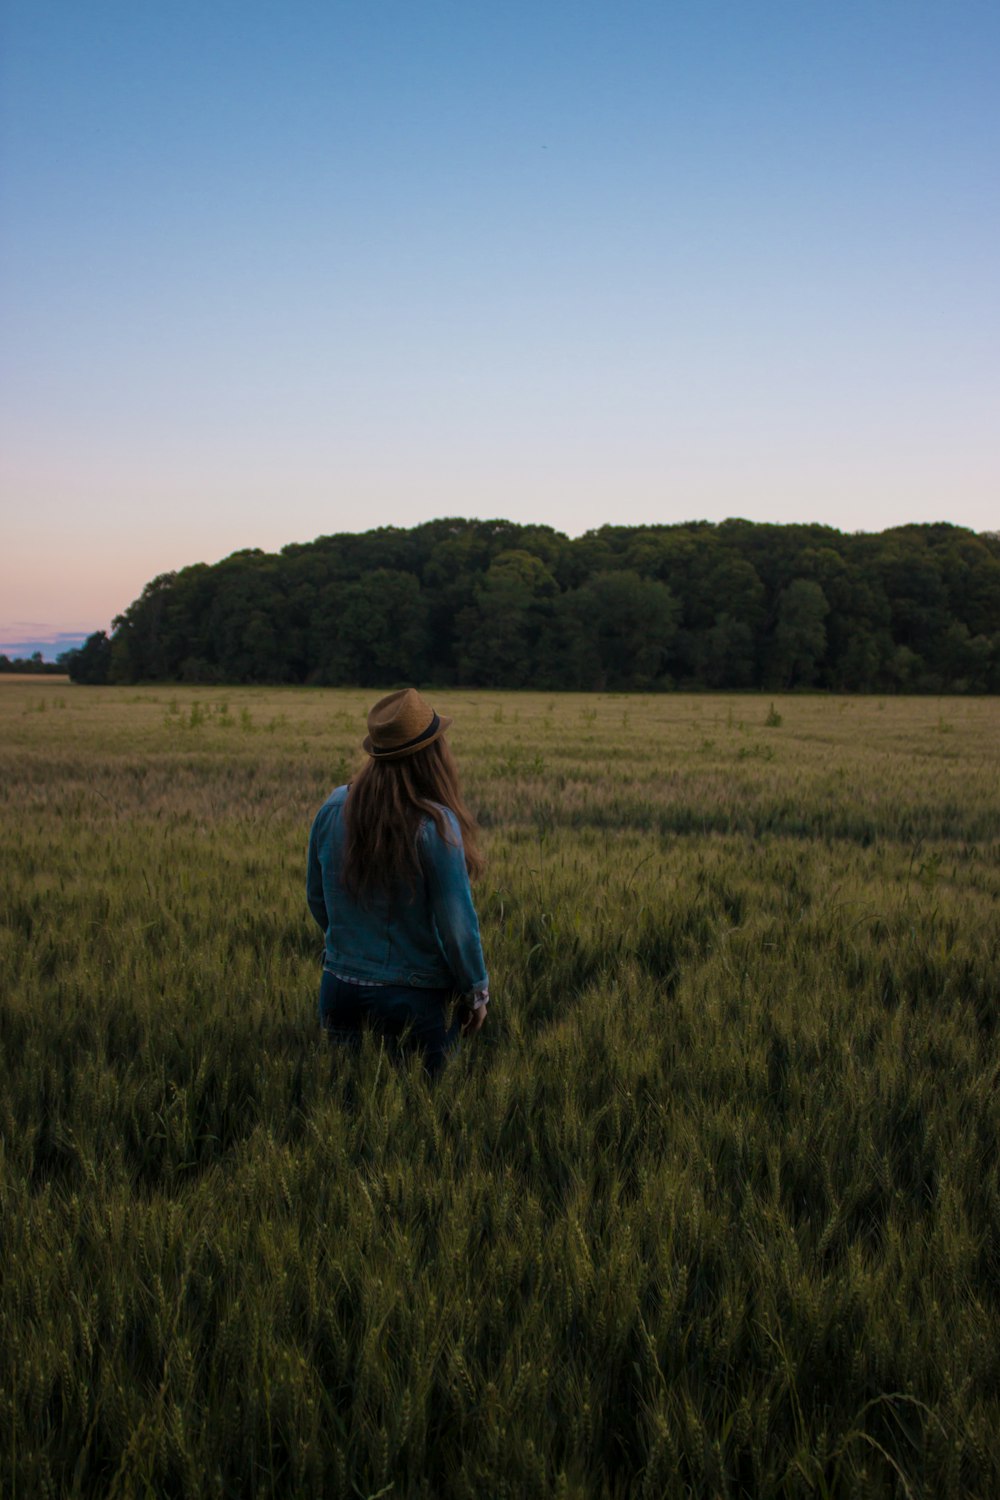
[419,809,488,996]
[306,813,328,931]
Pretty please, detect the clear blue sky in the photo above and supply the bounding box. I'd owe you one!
[1,0,997,644]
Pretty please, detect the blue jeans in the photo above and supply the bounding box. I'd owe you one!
[319,972,460,1076]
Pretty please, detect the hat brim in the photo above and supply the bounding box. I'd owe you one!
[363,713,453,759]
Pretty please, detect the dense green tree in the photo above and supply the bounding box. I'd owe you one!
[324,569,428,685]
[875,534,951,684]
[767,579,830,688]
[696,613,758,688]
[205,562,287,682]
[687,556,766,686]
[939,622,994,693]
[109,573,178,680]
[938,534,1000,640]
[97,518,999,691]
[421,530,504,682]
[457,551,559,687]
[64,631,112,685]
[562,571,680,690]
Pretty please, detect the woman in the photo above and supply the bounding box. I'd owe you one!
[307,688,489,1074]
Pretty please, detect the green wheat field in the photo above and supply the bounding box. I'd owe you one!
[1,680,998,1499]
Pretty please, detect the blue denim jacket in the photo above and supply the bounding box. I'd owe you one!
[306,785,488,995]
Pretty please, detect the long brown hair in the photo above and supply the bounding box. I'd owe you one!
[342,735,484,903]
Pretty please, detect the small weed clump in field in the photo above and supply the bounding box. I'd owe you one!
[494,745,546,779]
[736,741,775,761]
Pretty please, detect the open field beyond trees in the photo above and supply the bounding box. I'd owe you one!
[1,683,998,1498]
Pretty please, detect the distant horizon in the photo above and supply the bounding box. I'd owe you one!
[0,631,90,663]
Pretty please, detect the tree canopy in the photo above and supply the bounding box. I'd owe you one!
[65,518,1000,692]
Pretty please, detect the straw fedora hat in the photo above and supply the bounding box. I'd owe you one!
[363,688,453,760]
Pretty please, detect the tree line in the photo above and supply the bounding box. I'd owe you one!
[65,517,1000,692]
[0,653,66,676]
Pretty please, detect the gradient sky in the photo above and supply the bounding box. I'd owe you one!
[1,0,998,643]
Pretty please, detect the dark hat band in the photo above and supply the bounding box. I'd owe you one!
[369,712,441,758]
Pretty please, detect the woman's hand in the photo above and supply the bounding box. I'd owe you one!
[460,1003,488,1037]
